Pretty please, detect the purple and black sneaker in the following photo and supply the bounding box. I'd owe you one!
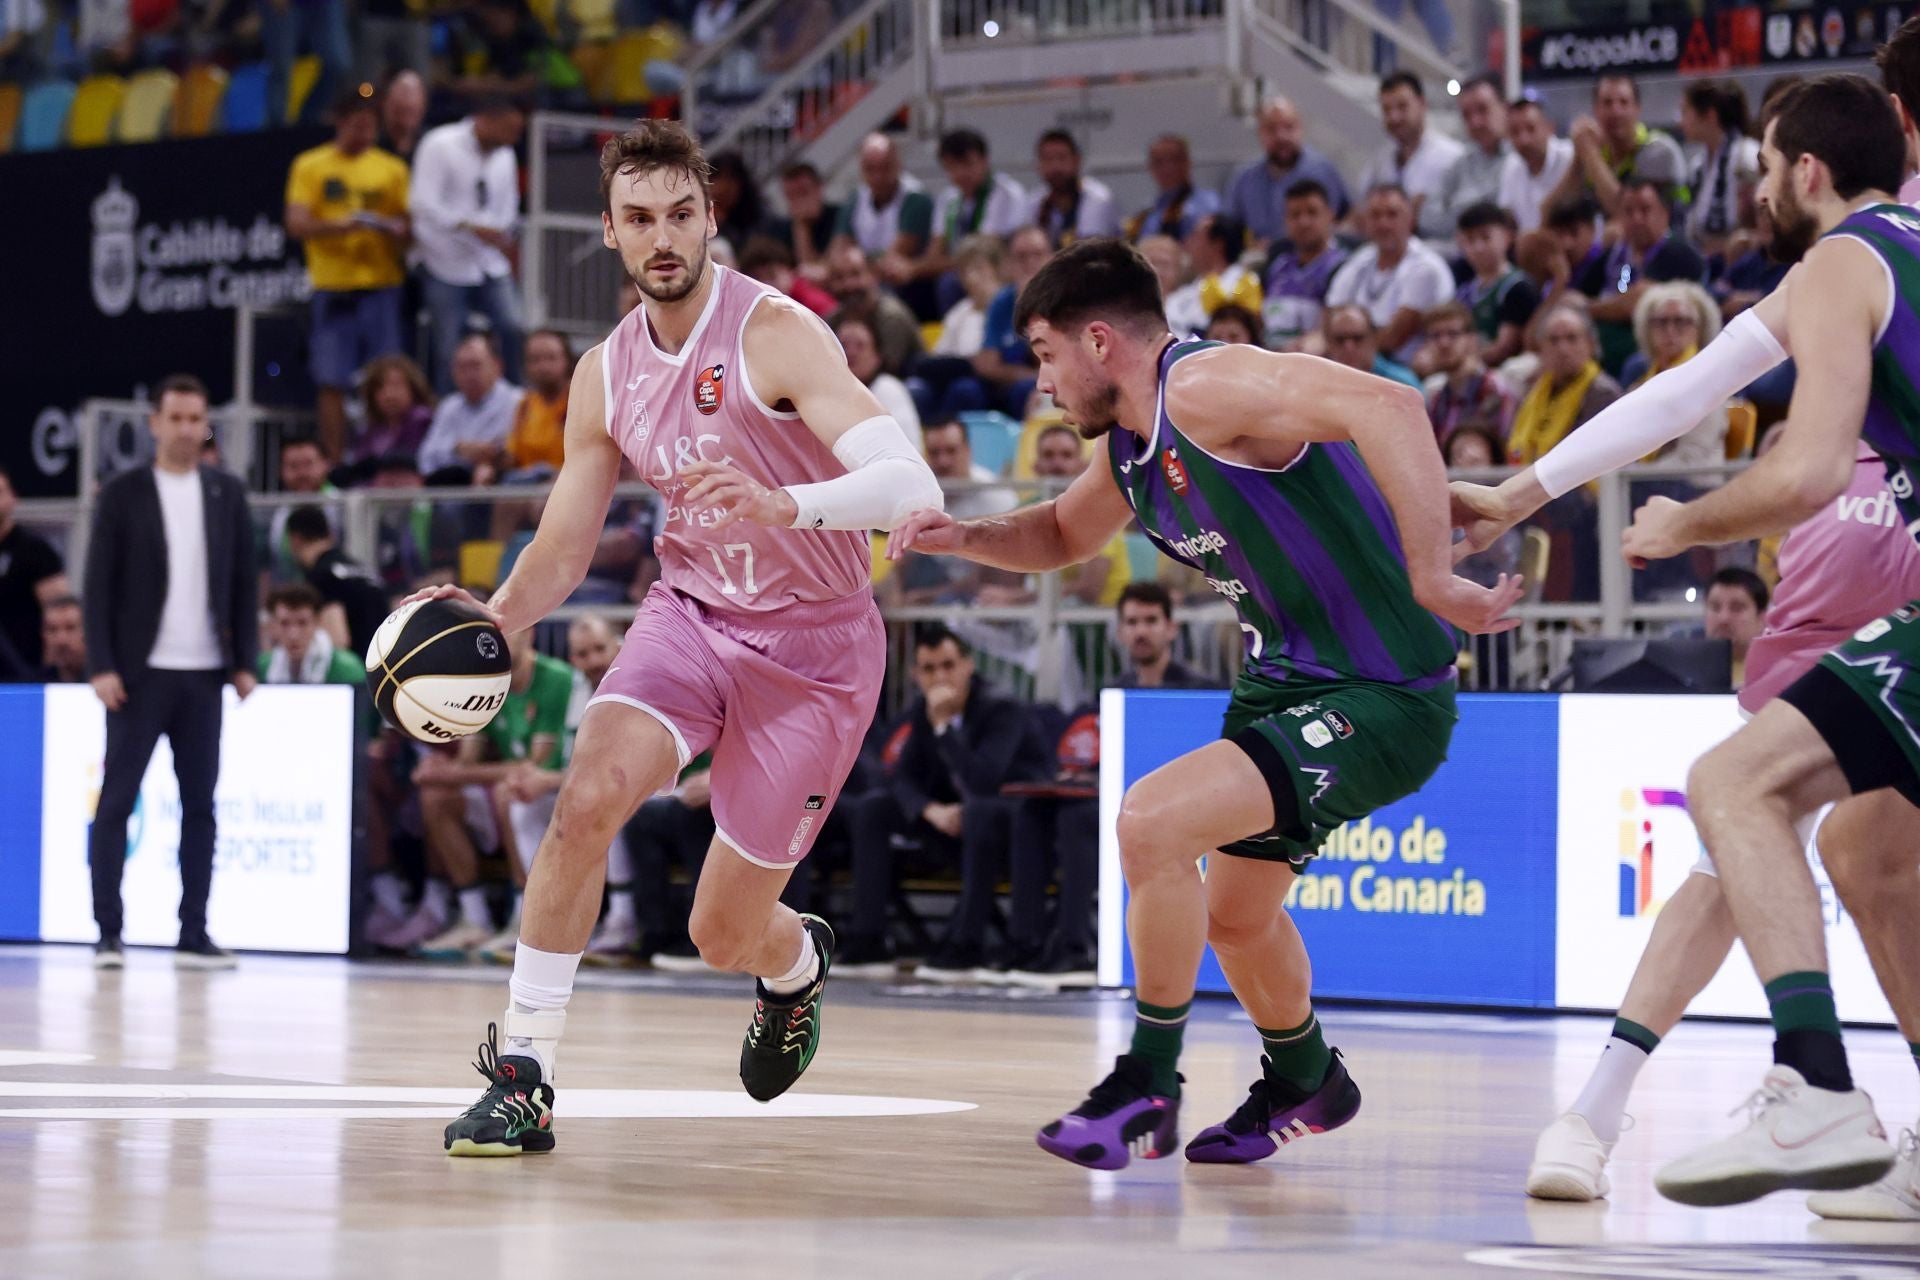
[1184,1049,1362,1164]
[1036,1053,1181,1170]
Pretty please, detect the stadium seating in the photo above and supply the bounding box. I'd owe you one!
[0,83,20,154]
[117,69,178,143]
[220,63,271,132]
[66,75,125,147]
[960,411,1021,476]
[172,64,228,137]
[17,80,74,152]
[286,55,322,124]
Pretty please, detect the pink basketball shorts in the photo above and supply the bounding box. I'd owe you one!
[589,584,884,867]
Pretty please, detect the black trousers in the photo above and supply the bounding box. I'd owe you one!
[1008,797,1099,957]
[88,669,226,943]
[848,790,1013,947]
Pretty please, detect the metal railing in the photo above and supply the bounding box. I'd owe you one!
[687,0,925,180]
[523,110,628,343]
[57,395,1766,706]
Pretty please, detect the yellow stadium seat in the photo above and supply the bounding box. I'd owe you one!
[458,540,507,590]
[1011,411,1092,479]
[567,0,619,42]
[573,40,614,105]
[1520,527,1551,603]
[604,31,662,104]
[638,23,682,64]
[1724,399,1758,460]
[173,63,228,137]
[919,322,943,350]
[527,0,560,36]
[286,54,321,123]
[67,75,127,147]
[117,68,178,143]
[0,84,21,155]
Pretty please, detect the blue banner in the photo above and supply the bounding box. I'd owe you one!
[1117,691,1561,1008]
[0,687,44,941]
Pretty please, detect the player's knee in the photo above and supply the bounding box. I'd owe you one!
[550,766,635,850]
[1115,789,1179,877]
[1205,904,1265,953]
[1685,746,1752,828]
[686,904,751,973]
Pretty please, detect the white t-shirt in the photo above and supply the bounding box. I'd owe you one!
[931,296,988,358]
[1496,137,1576,233]
[148,468,223,671]
[410,120,520,286]
[1325,239,1456,363]
[1359,129,1467,240]
[869,373,923,453]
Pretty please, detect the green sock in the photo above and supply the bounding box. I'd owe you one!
[1764,970,1842,1038]
[1129,999,1189,1097]
[1259,1012,1333,1093]
[1611,1017,1661,1055]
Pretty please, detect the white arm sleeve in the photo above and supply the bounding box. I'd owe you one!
[783,415,945,532]
[1533,309,1789,499]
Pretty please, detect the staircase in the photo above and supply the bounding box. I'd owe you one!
[685,0,1517,189]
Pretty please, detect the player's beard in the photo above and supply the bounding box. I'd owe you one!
[632,239,710,304]
[1071,379,1122,441]
[1766,185,1819,265]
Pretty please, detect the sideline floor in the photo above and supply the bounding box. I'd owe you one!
[1,945,1916,1279]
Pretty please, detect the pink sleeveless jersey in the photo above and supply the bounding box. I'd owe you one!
[598,265,871,612]
[1740,443,1920,712]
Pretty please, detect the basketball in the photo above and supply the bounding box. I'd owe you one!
[364,598,512,744]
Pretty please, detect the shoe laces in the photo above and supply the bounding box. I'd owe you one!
[1730,1077,1796,1125]
[1070,1058,1155,1120]
[1220,1078,1275,1136]
[458,1022,537,1121]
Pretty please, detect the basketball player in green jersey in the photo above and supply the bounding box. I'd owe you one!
[890,238,1522,1169]
[1620,74,1920,1206]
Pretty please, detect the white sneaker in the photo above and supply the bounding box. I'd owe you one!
[416,919,494,960]
[1526,1112,1615,1201]
[582,917,640,967]
[1655,1066,1894,1207]
[1808,1127,1920,1220]
[379,902,449,952]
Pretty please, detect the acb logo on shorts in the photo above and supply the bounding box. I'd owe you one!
[695,364,725,415]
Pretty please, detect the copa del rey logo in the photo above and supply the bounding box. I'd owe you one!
[89,176,311,318]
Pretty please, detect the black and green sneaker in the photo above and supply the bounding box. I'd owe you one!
[444,1022,556,1157]
[740,914,833,1102]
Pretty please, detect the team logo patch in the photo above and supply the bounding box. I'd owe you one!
[694,364,725,415]
[1856,618,1894,644]
[1301,721,1333,749]
[1162,447,1190,495]
[477,633,501,660]
[804,795,825,811]
[788,814,816,856]
[1323,710,1354,740]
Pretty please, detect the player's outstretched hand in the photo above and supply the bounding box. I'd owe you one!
[679,460,798,529]
[1418,572,1526,635]
[886,509,961,560]
[1621,494,1689,569]
[397,583,504,629]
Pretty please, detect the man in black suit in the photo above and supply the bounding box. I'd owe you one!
[84,374,259,970]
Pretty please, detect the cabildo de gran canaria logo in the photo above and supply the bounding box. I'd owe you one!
[1618,786,1694,917]
[89,176,311,318]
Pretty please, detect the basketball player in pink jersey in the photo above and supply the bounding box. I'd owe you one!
[412,121,942,1156]
[1452,94,1920,1208]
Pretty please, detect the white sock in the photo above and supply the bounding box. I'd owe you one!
[458,887,491,930]
[370,872,408,917]
[606,887,637,930]
[1568,1037,1652,1144]
[763,926,820,997]
[422,879,451,918]
[507,941,582,1080]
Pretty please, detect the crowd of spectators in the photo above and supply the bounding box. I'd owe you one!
[13,11,1809,975]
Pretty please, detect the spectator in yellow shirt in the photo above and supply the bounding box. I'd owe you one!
[503,329,572,475]
[285,88,411,460]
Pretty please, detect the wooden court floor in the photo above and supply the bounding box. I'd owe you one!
[2,944,1918,1280]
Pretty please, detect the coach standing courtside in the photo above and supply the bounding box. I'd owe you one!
[84,375,259,970]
